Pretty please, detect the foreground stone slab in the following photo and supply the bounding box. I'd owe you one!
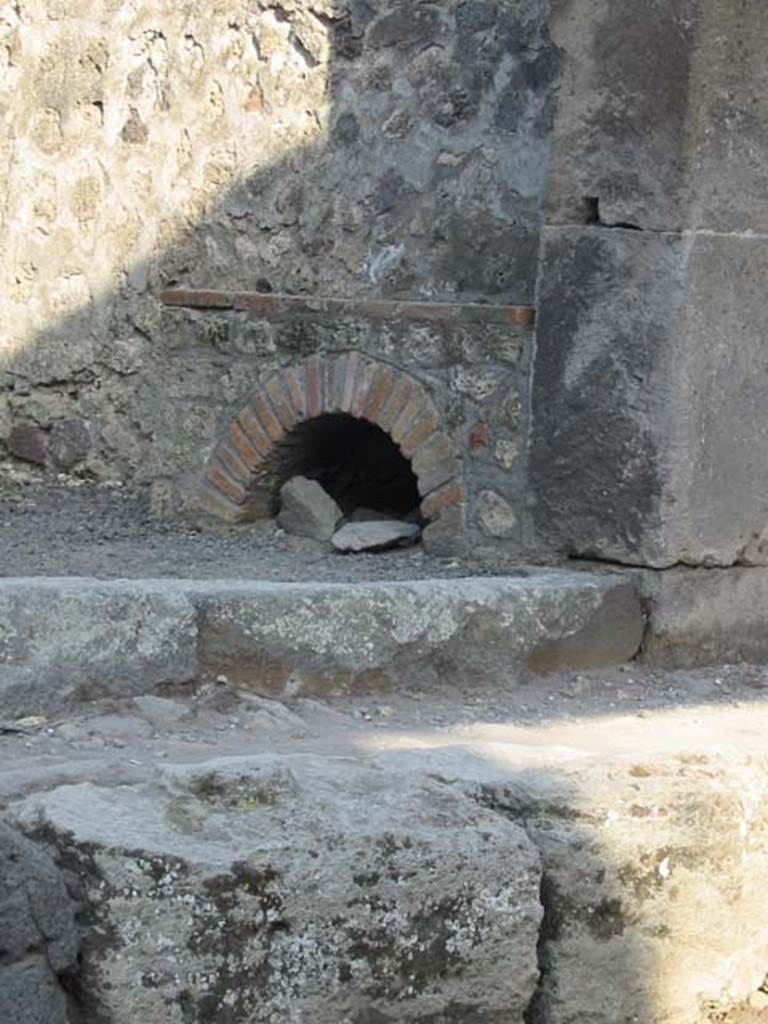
[11,756,542,1024]
[0,821,79,1024]
[371,702,768,1023]
[0,572,643,716]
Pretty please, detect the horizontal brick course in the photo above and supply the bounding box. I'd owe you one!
[159,288,535,328]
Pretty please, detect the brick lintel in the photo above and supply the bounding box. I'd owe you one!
[158,289,535,328]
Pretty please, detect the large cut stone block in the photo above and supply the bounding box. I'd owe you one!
[529,227,768,567]
[545,0,696,231]
[687,3,768,233]
[0,579,199,716]
[196,573,643,695]
[375,710,768,1023]
[11,757,542,1024]
[529,227,685,565]
[642,566,768,668]
[483,752,768,1024]
[0,821,79,1024]
[0,573,643,715]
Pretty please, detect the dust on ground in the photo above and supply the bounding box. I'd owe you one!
[0,468,534,581]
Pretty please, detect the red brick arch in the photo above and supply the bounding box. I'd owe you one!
[199,353,464,525]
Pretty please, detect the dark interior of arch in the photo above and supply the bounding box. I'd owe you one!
[270,413,422,519]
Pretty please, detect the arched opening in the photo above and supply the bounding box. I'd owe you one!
[268,413,422,520]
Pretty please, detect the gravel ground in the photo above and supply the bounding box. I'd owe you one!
[0,467,531,581]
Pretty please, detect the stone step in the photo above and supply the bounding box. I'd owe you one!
[0,571,643,717]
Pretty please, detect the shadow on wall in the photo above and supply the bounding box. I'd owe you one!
[1,0,556,495]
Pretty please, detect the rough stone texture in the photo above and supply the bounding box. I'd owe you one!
[475,754,768,1024]
[0,579,199,717]
[332,519,421,553]
[476,489,518,539]
[0,572,643,716]
[0,820,79,1024]
[528,1,768,568]
[8,422,48,465]
[0,0,555,550]
[370,703,768,1024]
[6,679,768,1023]
[544,0,695,231]
[641,567,768,669]
[277,476,342,542]
[196,574,643,696]
[530,228,768,569]
[10,756,543,1024]
[529,227,685,566]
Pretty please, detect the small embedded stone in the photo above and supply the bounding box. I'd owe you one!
[332,520,421,553]
[477,490,518,538]
[8,423,48,466]
[278,476,342,541]
[469,420,491,451]
[48,418,90,470]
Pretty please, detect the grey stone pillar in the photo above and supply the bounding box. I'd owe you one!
[529,0,768,568]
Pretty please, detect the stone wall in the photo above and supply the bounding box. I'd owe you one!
[528,0,768,568]
[0,0,557,540]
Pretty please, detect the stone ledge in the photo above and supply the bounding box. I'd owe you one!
[0,572,643,716]
[158,288,536,327]
[640,565,768,668]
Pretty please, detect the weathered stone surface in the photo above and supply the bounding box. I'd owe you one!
[531,1,768,572]
[0,579,198,717]
[544,0,695,231]
[0,959,71,1024]
[687,3,768,234]
[373,704,768,1024]
[485,756,768,1024]
[476,489,517,539]
[0,0,551,547]
[277,476,342,541]
[0,820,79,1024]
[0,572,644,714]
[47,417,91,470]
[332,519,421,553]
[132,694,193,729]
[11,756,543,1024]
[641,566,768,669]
[529,226,768,568]
[8,422,48,465]
[196,573,643,695]
[529,227,683,565]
